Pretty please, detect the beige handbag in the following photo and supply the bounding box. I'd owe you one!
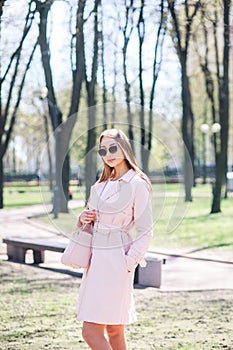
[61,224,92,269]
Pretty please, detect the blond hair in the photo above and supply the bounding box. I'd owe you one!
[97,128,151,190]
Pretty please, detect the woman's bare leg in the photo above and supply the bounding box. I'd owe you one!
[106,325,127,350]
[82,322,112,350]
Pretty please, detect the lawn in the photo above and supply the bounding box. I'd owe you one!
[0,261,232,350]
[31,183,233,251]
[3,183,84,208]
[1,183,233,350]
[3,182,233,250]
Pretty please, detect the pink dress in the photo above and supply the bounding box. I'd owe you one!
[76,169,153,325]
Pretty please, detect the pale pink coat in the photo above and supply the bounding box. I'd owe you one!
[76,169,153,325]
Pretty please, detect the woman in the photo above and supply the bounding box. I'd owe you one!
[77,128,153,350]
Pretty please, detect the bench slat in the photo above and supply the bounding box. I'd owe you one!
[3,237,67,253]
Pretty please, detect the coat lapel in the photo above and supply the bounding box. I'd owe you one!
[97,180,119,202]
[90,169,136,210]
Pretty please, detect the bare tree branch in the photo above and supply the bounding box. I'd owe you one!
[3,39,39,157]
[2,0,36,125]
[149,0,167,150]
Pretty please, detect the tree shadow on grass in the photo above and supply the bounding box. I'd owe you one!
[187,241,233,254]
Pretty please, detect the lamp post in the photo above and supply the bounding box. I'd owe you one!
[39,87,60,218]
[200,122,221,185]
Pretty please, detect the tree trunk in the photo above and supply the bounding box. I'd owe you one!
[211,153,223,213]
[85,92,97,203]
[210,0,230,213]
[0,0,6,16]
[122,1,135,149]
[37,0,68,214]
[181,63,194,201]
[168,0,201,202]
[85,122,97,203]
[84,0,100,202]
[146,0,166,176]
[43,114,53,191]
[0,157,3,208]
[99,4,107,130]
[61,153,70,213]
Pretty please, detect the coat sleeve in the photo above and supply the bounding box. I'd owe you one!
[125,180,153,272]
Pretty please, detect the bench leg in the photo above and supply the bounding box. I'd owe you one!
[6,244,26,263]
[33,250,45,264]
[138,258,162,288]
[134,265,139,284]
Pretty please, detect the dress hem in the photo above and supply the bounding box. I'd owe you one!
[76,316,137,325]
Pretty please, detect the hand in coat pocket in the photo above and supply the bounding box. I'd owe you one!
[125,254,137,273]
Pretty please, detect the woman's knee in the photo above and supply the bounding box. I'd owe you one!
[82,322,105,345]
[82,323,91,343]
[106,325,124,339]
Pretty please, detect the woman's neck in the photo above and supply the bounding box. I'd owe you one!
[110,162,130,180]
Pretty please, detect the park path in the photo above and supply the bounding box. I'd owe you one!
[0,201,233,291]
[0,200,84,237]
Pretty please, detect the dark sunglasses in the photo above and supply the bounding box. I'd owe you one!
[98,145,118,157]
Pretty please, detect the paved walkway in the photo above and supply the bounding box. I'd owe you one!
[0,202,233,292]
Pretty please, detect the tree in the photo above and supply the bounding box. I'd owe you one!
[84,0,101,202]
[121,0,136,145]
[193,0,231,213]
[0,0,6,17]
[36,0,66,214]
[36,0,87,213]
[137,0,167,174]
[0,1,37,208]
[167,0,201,201]
[99,2,107,129]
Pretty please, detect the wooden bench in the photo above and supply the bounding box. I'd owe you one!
[3,237,163,288]
[2,237,67,264]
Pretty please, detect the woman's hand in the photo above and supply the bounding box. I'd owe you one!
[79,209,96,225]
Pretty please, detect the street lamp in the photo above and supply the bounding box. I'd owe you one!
[200,122,221,185]
[38,87,60,218]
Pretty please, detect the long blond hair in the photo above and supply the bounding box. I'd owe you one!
[97,128,151,190]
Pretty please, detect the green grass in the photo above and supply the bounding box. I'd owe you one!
[3,184,51,208]
[153,194,233,249]
[31,183,233,251]
[3,184,84,208]
[3,182,233,250]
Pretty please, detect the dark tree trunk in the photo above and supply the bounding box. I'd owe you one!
[122,1,135,148]
[85,115,97,203]
[111,15,118,128]
[211,0,230,213]
[0,0,6,16]
[43,114,53,191]
[168,0,200,201]
[84,0,100,202]
[145,0,167,174]
[69,0,86,117]
[181,62,194,201]
[0,157,3,208]
[99,4,107,130]
[37,0,67,214]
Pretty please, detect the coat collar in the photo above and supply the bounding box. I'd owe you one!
[118,168,136,183]
[93,169,136,201]
[95,168,136,187]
